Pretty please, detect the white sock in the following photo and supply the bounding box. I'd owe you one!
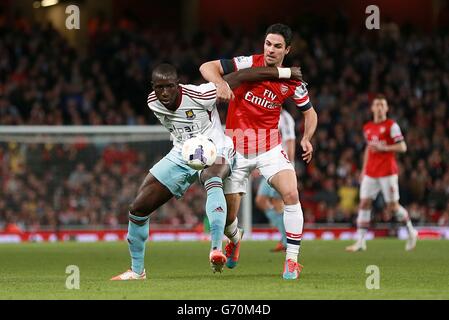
[395,206,415,234]
[357,228,368,243]
[224,218,241,244]
[283,203,304,262]
[356,209,371,243]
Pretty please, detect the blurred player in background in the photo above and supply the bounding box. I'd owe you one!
[111,63,304,280]
[200,23,318,280]
[346,95,418,252]
[255,107,296,252]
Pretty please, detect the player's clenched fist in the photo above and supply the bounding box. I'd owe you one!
[215,81,235,104]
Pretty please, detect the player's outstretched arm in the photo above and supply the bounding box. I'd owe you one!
[199,60,234,104]
[224,67,303,90]
[300,107,318,164]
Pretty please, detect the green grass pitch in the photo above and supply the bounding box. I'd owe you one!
[0,239,448,299]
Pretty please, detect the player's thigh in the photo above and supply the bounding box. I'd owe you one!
[150,149,199,199]
[257,145,297,204]
[360,176,381,203]
[223,151,253,195]
[131,173,173,215]
[379,175,400,204]
[200,136,235,183]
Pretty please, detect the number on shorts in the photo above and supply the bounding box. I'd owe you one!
[281,150,290,163]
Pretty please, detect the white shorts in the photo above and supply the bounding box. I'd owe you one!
[223,144,294,195]
[360,174,400,203]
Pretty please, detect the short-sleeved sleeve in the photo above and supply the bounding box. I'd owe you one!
[390,122,404,143]
[292,82,312,111]
[220,55,253,74]
[182,83,217,111]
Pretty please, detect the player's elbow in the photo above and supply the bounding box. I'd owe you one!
[199,62,209,74]
[199,61,219,76]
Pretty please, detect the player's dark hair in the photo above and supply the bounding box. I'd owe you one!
[152,63,178,81]
[374,94,387,101]
[265,23,293,47]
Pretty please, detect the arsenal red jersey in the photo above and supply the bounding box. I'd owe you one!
[222,54,311,155]
[363,119,404,177]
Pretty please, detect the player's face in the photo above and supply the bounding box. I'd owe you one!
[371,99,389,119]
[264,33,290,67]
[152,77,179,108]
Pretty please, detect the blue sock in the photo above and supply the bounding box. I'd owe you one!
[265,208,286,246]
[204,177,226,251]
[127,213,149,275]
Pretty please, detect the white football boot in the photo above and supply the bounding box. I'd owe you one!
[405,229,418,251]
[345,241,367,252]
[110,269,146,280]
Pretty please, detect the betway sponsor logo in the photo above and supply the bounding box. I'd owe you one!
[244,90,280,109]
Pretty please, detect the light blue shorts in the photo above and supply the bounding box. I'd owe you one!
[150,149,199,199]
[150,143,235,199]
[257,177,281,199]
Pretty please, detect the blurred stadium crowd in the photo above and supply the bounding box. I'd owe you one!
[0,15,448,230]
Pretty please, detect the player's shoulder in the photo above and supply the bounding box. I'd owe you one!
[282,78,308,90]
[181,83,216,98]
[231,54,260,69]
[363,121,374,130]
[147,91,158,107]
[385,118,398,126]
[251,54,264,64]
[289,80,309,97]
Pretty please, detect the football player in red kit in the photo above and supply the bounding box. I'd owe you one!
[346,95,418,252]
[200,23,318,280]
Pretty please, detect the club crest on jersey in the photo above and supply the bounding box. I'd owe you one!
[185,109,196,120]
[380,126,385,134]
[280,84,289,95]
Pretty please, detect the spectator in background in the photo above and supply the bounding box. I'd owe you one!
[338,176,358,222]
[438,204,449,226]
[0,17,448,229]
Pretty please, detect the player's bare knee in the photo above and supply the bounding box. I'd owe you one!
[200,171,221,184]
[281,189,299,205]
[359,199,372,210]
[387,202,400,213]
[200,163,229,184]
[129,200,151,218]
